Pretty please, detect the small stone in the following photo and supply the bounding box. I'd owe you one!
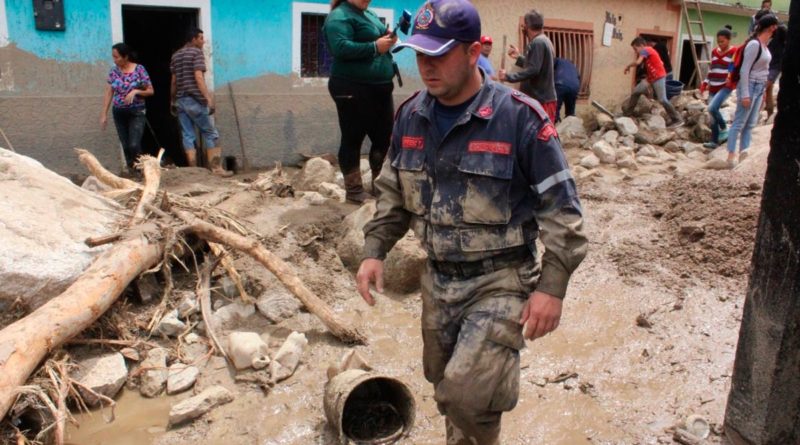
[212,302,256,328]
[168,386,234,427]
[595,113,615,130]
[664,141,681,152]
[579,154,600,169]
[72,352,128,407]
[135,273,160,304]
[646,114,667,130]
[591,141,617,164]
[167,363,199,395]
[271,332,308,383]
[301,191,327,206]
[120,348,140,361]
[256,291,302,323]
[620,135,636,148]
[318,182,345,202]
[680,223,705,242]
[176,292,199,318]
[227,331,270,370]
[687,151,708,161]
[602,130,619,144]
[637,145,659,158]
[653,131,674,146]
[637,155,663,166]
[140,348,169,398]
[556,116,587,140]
[156,310,186,338]
[185,333,201,344]
[704,158,731,170]
[295,157,336,191]
[616,156,638,170]
[614,117,639,136]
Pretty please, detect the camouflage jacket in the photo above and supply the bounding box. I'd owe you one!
[363,78,587,299]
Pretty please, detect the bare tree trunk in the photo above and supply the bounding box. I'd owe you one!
[0,232,163,420]
[724,3,800,444]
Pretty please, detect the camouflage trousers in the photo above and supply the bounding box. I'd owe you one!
[421,260,540,445]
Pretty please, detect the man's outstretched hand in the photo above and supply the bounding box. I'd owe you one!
[520,291,563,340]
[356,258,385,306]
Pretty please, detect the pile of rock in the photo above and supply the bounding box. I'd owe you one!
[558,90,740,176]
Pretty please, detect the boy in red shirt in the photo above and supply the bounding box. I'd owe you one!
[623,37,683,128]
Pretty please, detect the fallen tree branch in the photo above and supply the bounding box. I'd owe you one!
[74,148,140,190]
[174,210,367,345]
[197,257,228,362]
[208,242,252,303]
[0,230,164,420]
[129,151,163,226]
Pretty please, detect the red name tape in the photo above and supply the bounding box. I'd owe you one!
[402,136,424,150]
[468,141,511,155]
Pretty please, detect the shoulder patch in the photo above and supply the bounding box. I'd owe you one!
[395,90,423,120]
[537,122,558,142]
[511,90,549,122]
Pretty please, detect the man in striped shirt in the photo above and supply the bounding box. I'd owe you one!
[170,28,231,176]
[701,26,736,148]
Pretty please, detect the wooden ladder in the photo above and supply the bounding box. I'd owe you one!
[681,0,712,88]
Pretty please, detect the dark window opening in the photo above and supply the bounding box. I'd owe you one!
[301,13,333,77]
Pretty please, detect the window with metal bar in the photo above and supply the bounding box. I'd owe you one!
[518,19,594,100]
[301,13,333,78]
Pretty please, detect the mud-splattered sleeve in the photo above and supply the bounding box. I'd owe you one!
[362,143,412,261]
[518,124,588,299]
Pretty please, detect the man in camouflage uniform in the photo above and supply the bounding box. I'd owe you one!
[355,1,588,443]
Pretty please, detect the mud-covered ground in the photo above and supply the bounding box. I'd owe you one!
[63,125,773,445]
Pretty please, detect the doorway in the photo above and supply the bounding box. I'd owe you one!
[122,6,197,165]
[678,39,710,88]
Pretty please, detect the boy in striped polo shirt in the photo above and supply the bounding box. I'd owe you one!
[701,26,736,148]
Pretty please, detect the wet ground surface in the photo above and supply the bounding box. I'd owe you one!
[64,125,773,445]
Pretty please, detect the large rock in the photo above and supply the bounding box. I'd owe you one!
[295,157,336,191]
[653,131,675,146]
[337,202,427,293]
[579,154,600,169]
[556,116,586,140]
[591,141,617,164]
[616,156,638,170]
[0,149,123,311]
[637,145,659,158]
[72,352,128,406]
[168,385,234,427]
[227,331,270,370]
[256,290,302,323]
[614,117,639,136]
[595,112,615,130]
[602,130,619,145]
[645,114,667,130]
[140,347,169,398]
[167,363,199,395]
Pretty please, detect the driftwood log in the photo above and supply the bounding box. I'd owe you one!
[0,229,164,420]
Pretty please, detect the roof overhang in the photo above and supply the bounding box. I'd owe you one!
[670,0,788,21]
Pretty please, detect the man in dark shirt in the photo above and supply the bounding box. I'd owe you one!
[553,58,580,122]
[170,28,231,176]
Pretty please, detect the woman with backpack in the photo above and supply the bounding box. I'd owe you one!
[725,14,779,168]
[701,26,736,149]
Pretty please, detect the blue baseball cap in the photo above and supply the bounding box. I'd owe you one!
[393,0,481,57]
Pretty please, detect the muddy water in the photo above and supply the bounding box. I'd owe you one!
[64,389,172,445]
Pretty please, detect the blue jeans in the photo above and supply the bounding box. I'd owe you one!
[112,106,146,168]
[176,96,219,151]
[707,88,732,143]
[727,81,766,154]
[555,86,578,123]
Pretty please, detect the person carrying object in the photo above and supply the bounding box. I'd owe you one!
[623,37,683,128]
[357,1,587,443]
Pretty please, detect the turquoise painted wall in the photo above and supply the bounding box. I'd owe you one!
[6,0,110,62]
[688,11,751,45]
[3,0,419,86]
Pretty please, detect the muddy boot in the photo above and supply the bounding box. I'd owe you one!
[344,170,372,203]
[185,150,197,167]
[206,147,233,177]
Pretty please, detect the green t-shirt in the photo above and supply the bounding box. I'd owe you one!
[323,2,394,84]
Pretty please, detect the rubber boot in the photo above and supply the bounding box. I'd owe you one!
[185,150,197,167]
[343,170,372,203]
[206,147,233,177]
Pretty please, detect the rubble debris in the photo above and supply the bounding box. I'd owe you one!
[168,385,234,427]
[591,141,617,164]
[212,302,256,328]
[556,116,587,140]
[156,310,187,337]
[580,154,600,169]
[166,363,199,395]
[270,331,308,383]
[139,347,169,398]
[318,182,346,202]
[636,314,654,329]
[226,332,271,370]
[614,117,639,136]
[255,291,302,323]
[295,157,336,192]
[72,352,128,407]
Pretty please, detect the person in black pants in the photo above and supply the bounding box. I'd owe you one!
[553,57,580,122]
[324,0,398,203]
